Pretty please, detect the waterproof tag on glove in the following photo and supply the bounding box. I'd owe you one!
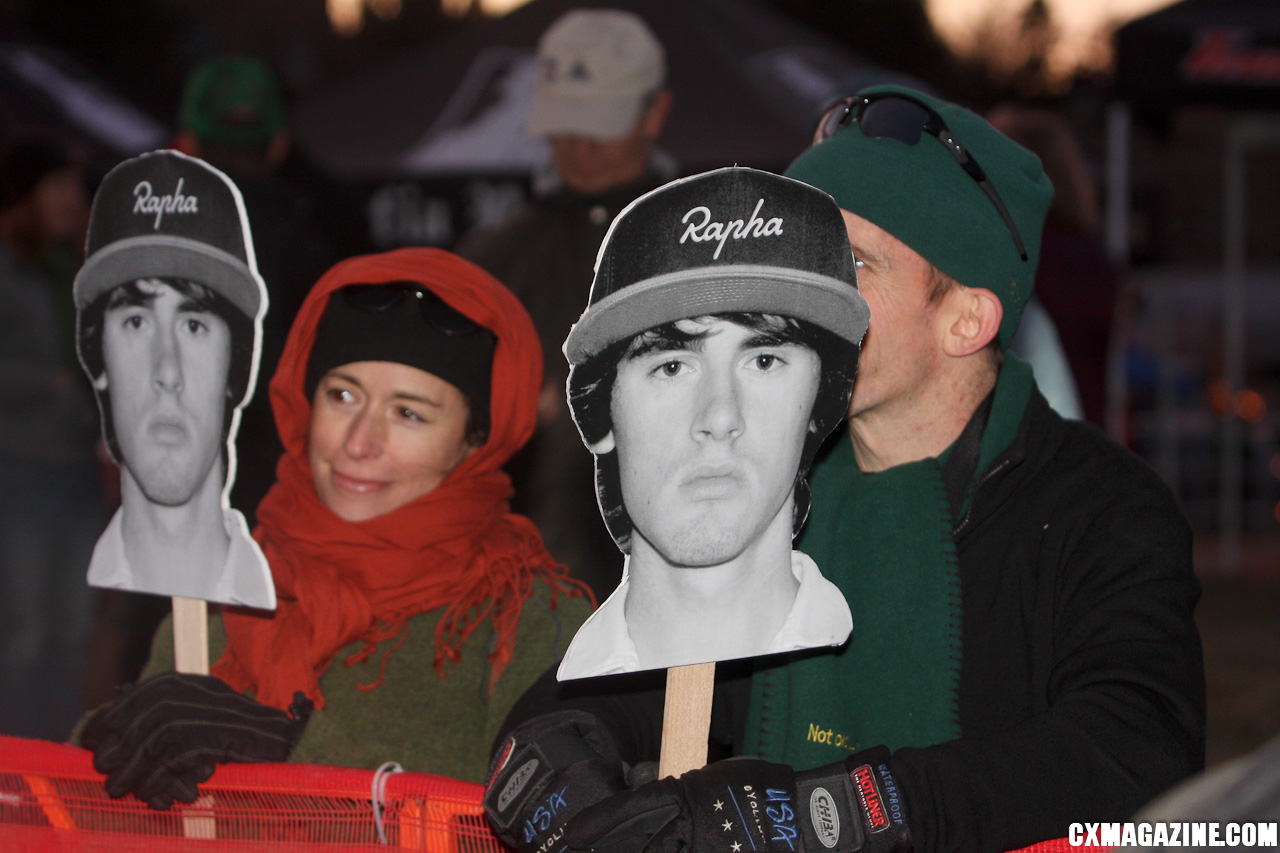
[794,750,912,853]
[485,740,556,840]
[796,767,865,853]
[75,150,274,612]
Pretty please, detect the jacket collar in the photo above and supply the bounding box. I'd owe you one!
[950,357,1064,539]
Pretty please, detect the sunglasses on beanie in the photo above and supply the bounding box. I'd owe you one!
[342,283,482,337]
[814,92,1028,262]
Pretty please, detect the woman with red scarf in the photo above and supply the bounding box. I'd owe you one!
[81,249,593,809]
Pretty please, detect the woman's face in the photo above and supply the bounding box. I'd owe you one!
[308,360,477,522]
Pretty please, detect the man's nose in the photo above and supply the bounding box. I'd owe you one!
[151,325,183,393]
[693,370,744,442]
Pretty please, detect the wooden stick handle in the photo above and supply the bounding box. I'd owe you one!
[658,661,715,779]
[172,596,214,839]
[172,596,209,675]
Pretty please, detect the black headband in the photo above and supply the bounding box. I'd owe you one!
[305,283,496,438]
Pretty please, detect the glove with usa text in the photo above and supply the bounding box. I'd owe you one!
[564,747,912,853]
[80,671,312,811]
[484,710,630,853]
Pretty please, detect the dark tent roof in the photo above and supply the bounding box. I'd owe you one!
[0,39,168,173]
[1114,0,1280,124]
[293,0,916,180]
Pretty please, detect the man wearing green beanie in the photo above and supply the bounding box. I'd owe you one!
[482,86,1204,853]
[749,85,1202,848]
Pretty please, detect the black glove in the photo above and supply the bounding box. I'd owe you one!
[564,747,912,853]
[80,671,313,810]
[484,710,630,853]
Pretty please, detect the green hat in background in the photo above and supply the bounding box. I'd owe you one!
[785,84,1053,347]
[179,55,286,148]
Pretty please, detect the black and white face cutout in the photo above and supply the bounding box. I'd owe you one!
[555,168,869,680]
[97,278,234,506]
[605,316,820,570]
[75,150,274,610]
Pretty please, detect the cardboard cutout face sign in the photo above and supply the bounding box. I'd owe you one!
[556,167,868,678]
[74,150,275,609]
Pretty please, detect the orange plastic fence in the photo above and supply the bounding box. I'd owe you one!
[0,735,503,851]
[0,735,1108,853]
[1010,840,1109,853]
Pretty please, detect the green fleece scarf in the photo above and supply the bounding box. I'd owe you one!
[744,356,1034,769]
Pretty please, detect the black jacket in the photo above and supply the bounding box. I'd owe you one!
[456,172,670,600]
[501,390,1205,852]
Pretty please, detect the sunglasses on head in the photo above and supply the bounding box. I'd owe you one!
[342,282,481,336]
[813,92,1028,262]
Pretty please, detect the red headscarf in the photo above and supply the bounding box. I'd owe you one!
[213,248,591,710]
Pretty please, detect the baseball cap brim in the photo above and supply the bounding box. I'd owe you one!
[73,234,263,319]
[564,264,870,364]
[528,93,646,140]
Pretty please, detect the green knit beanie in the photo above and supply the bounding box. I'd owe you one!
[785,85,1053,347]
[179,55,286,148]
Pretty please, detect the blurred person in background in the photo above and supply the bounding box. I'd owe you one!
[458,9,674,600]
[989,103,1120,428]
[0,139,107,740]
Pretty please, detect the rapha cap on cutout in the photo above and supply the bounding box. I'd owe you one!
[564,166,869,364]
[74,149,263,320]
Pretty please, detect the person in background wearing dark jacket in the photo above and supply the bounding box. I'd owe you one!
[457,9,674,600]
[0,139,107,740]
[485,85,1204,853]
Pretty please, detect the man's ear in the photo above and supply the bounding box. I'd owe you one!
[93,372,108,392]
[941,287,1002,358]
[587,431,616,455]
[642,90,673,141]
[265,131,291,170]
